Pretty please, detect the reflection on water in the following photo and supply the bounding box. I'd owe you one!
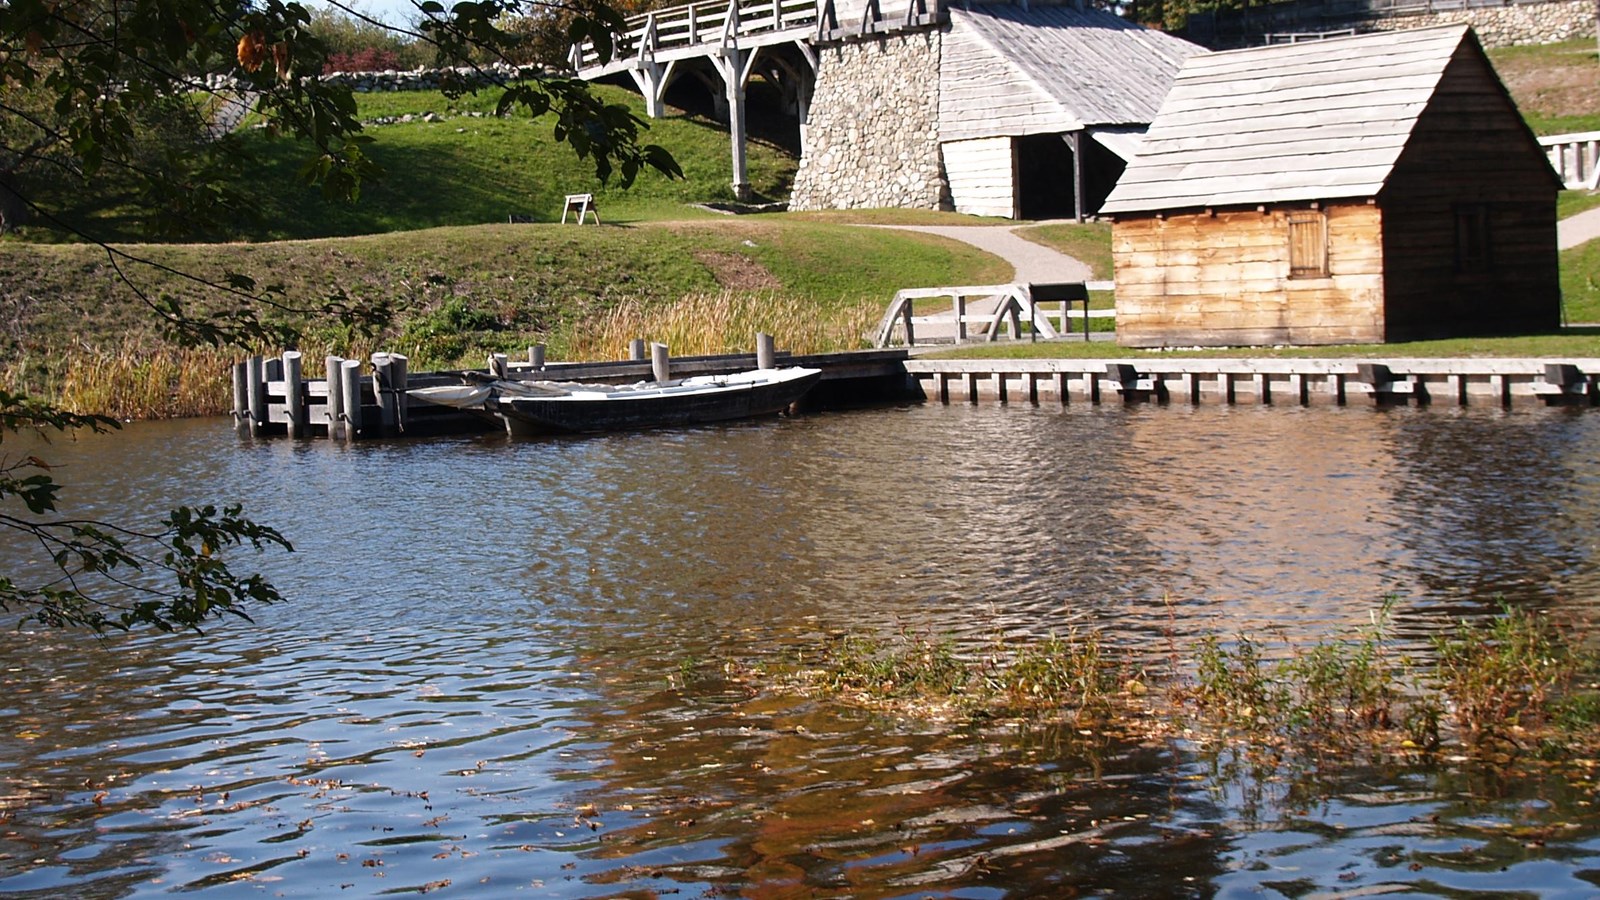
[2,403,1598,896]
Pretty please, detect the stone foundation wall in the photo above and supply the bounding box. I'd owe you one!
[1190,0,1595,49]
[788,31,949,211]
[1360,0,1593,46]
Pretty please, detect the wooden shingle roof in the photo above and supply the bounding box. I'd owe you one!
[1100,25,1482,214]
[940,4,1205,142]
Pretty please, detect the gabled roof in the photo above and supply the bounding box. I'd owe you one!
[1101,25,1498,214]
[940,4,1205,142]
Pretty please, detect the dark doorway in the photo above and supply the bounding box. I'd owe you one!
[1016,132,1130,220]
[1016,133,1075,220]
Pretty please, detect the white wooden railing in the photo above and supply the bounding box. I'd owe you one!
[873,282,1114,348]
[1539,131,1600,191]
[572,0,819,70]
[570,0,940,72]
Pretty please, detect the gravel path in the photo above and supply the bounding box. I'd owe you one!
[1559,206,1600,250]
[867,223,1095,283]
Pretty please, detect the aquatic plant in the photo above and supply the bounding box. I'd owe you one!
[1432,605,1599,752]
[785,604,1600,766]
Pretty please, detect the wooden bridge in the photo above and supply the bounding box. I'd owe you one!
[571,0,942,198]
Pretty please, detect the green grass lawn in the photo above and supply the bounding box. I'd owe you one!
[21,84,798,244]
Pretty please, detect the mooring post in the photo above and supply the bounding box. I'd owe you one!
[756,332,776,370]
[325,356,344,440]
[231,362,250,436]
[391,354,408,431]
[339,358,363,441]
[630,338,647,361]
[529,344,546,370]
[284,351,305,438]
[246,355,267,437]
[372,353,398,435]
[652,342,671,383]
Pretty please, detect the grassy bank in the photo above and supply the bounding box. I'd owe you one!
[20,84,798,244]
[0,218,1008,416]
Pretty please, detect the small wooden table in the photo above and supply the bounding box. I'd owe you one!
[561,193,599,225]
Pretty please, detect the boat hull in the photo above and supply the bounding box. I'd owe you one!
[487,368,822,435]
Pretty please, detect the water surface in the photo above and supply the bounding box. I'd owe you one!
[2,402,1598,896]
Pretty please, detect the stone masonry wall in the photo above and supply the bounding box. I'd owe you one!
[788,31,949,211]
[1190,0,1594,49]
[1360,0,1593,47]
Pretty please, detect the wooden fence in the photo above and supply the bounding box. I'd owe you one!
[1540,131,1600,191]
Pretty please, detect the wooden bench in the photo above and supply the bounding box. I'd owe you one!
[561,193,599,225]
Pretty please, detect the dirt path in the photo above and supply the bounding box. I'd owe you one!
[865,223,1094,283]
[1559,206,1600,250]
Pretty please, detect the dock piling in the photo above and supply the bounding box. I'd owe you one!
[652,342,671,383]
[231,362,250,435]
[339,359,363,441]
[284,351,305,438]
[246,355,267,437]
[325,356,344,440]
[756,333,776,370]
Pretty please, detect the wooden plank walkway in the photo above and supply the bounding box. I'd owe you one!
[904,358,1600,408]
[230,347,911,440]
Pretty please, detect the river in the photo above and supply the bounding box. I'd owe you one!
[2,402,1598,897]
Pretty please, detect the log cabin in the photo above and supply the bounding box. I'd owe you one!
[1098,25,1563,347]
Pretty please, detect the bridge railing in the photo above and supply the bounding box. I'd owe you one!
[572,0,821,70]
[1540,131,1600,191]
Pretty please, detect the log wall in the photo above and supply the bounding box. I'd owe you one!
[1112,202,1386,347]
[1379,43,1561,340]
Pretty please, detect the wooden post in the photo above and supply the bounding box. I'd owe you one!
[284,351,305,438]
[231,362,250,435]
[652,342,672,383]
[246,355,267,437]
[954,294,966,343]
[529,344,546,370]
[325,356,344,440]
[339,359,363,441]
[630,338,647,361]
[373,353,397,435]
[756,332,776,369]
[391,353,408,432]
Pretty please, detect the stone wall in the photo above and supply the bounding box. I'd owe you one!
[1187,0,1595,49]
[203,62,542,94]
[1361,0,1594,46]
[788,30,950,211]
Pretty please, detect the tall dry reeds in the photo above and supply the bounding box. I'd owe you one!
[565,291,879,362]
[50,345,238,420]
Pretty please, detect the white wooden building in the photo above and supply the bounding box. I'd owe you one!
[938,4,1205,220]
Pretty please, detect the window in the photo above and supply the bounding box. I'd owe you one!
[1455,204,1491,274]
[1287,210,1328,279]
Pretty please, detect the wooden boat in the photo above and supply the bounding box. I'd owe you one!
[408,367,822,435]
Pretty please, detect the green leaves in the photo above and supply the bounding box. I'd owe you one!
[0,391,292,633]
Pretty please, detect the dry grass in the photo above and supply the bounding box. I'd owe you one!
[566,290,880,361]
[21,344,239,420]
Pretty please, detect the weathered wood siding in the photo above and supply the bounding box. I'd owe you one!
[1378,42,1561,340]
[942,137,1018,218]
[938,16,1076,143]
[1113,203,1386,347]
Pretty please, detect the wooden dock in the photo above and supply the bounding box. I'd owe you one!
[904,358,1600,408]
[231,350,1599,440]
[230,346,912,439]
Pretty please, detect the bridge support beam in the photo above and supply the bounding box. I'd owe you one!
[712,46,757,202]
[627,59,677,119]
